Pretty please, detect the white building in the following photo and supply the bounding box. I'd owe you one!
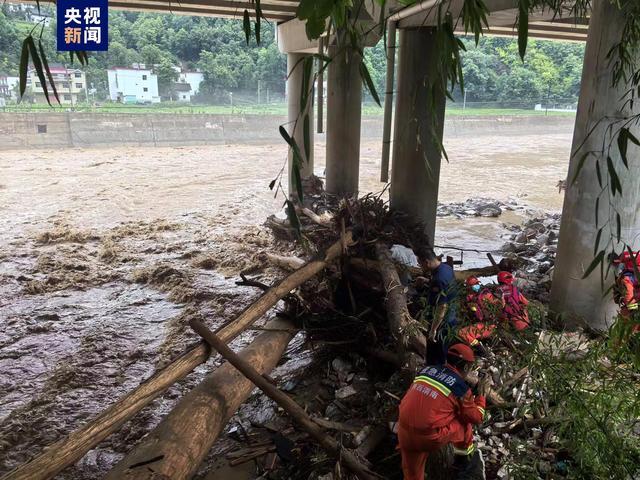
[107,67,160,104]
[6,76,19,100]
[175,70,204,102]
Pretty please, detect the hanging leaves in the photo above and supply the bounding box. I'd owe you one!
[70,50,89,66]
[594,228,603,256]
[285,200,302,238]
[303,113,310,160]
[18,35,61,106]
[517,0,530,60]
[359,61,381,107]
[38,40,59,104]
[279,125,304,202]
[254,0,263,44]
[243,10,251,45]
[606,156,622,196]
[571,151,591,185]
[583,250,605,279]
[19,38,29,99]
[300,56,314,113]
[461,0,489,46]
[296,0,336,39]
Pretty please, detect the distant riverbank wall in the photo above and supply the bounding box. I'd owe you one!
[0,112,575,150]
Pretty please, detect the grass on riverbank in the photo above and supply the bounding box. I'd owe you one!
[1,102,577,117]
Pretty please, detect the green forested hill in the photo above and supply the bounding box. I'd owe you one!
[0,4,584,105]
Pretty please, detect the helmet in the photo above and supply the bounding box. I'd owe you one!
[497,271,513,285]
[466,276,480,287]
[618,251,640,271]
[447,343,475,363]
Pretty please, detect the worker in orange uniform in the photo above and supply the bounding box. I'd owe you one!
[457,276,499,349]
[497,271,530,331]
[613,251,640,335]
[398,343,489,480]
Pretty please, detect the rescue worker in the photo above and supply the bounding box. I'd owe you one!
[457,276,499,349]
[497,271,530,331]
[613,251,640,335]
[415,247,458,365]
[398,343,489,480]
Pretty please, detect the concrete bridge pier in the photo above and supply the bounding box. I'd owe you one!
[287,52,314,198]
[390,27,446,244]
[325,41,363,196]
[550,0,640,329]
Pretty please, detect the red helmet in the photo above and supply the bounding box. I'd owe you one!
[497,271,513,285]
[617,251,640,270]
[447,343,475,363]
[466,276,480,287]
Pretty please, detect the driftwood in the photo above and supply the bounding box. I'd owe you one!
[3,233,354,480]
[106,318,297,480]
[350,256,503,282]
[190,319,381,480]
[375,243,427,361]
[259,252,306,271]
[299,206,334,226]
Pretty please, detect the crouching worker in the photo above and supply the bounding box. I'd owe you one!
[497,271,530,331]
[613,251,640,337]
[398,343,488,480]
[458,276,499,352]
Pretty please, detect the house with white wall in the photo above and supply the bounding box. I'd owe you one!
[107,67,160,104]
[174,70,204,102]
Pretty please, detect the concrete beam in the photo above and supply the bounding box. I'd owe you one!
[550,0,640,329]
[390,27,446,243]
[277,18,322,54]
[325,41,363,196]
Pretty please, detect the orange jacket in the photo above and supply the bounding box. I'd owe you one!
[399,364,486,432]
[617,272,639,311]
[466,289,500,323]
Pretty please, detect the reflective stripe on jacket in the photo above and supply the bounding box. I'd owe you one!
[399,364,486,432]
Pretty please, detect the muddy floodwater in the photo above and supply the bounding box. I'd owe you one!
[0,125,572,478]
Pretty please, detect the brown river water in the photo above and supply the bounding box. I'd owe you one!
[0,121,572,478]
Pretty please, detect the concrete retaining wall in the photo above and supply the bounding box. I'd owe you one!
[0,112,575,150]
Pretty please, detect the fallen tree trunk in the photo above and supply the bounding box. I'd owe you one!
[106,318,297,480]
[349,257,502,281]
[2,233,353,480]
[375,243,427,358]
[190,319,381,480]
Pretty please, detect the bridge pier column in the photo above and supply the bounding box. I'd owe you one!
[550,0,640,329]
[390,27,446,244]
[287,52,314,198]
[325,41,363,196]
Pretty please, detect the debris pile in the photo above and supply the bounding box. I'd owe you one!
[501,215,561,303]
[193,194,577,480]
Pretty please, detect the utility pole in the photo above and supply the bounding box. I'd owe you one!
[257,79,261,104]
[463,89,467,111]
[545,82,551,116]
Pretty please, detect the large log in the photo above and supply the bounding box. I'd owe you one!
[2,233,353,480]
[105,318,297,480]
[190,319,381,480]
[349,257,503,281]
[375,243,427,357]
